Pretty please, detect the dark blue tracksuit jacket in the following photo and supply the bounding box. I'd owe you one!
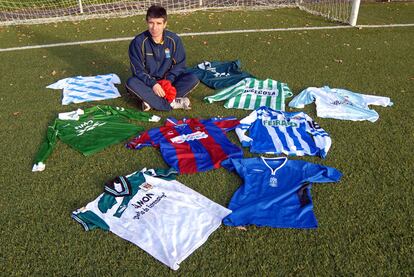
[129,30,186,88]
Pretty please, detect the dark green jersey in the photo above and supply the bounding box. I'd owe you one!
[32,105,160,172]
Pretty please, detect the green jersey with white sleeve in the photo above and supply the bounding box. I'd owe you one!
[32,105,160,172]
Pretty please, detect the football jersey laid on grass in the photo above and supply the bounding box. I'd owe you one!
[288,86,393,122]
[47,73,121,105]
[127,117,243,174]
[236,106,331,158]
[32,105,160,172]
[204,78,293,111]
[222,157,342,228]
[186,60,253,89]
[72,168,231,270]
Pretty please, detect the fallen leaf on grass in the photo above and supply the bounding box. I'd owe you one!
[13,112,20,116]
[235,226,247,231]
[51,70,57,76]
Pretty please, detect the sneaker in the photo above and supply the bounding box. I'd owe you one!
[141,101,151,112]
[170,97,191,110]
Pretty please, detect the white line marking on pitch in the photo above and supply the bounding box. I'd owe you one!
[0,23,413,52]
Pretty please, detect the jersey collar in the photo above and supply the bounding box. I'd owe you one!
[260,156,287,175]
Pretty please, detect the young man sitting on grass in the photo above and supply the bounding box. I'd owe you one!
[126,5,199,111]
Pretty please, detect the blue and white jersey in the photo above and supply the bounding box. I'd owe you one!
[222,157,342,228]
[236,106,331,158]
[47,73,121,105]
[288,86,393,122]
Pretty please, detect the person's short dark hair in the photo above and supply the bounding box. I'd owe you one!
[146,5,167,22]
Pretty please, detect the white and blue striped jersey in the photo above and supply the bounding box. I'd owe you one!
[47,73,121,105]
[288,86,393,122]
[235,106,331,158]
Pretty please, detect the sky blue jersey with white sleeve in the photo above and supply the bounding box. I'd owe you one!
[288,86,393,122]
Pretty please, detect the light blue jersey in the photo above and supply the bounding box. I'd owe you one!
[288,86,393,122]
[236,106,331,158]
[47,73,121,105]
[222,157,342,228]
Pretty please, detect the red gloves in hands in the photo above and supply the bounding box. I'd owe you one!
[157,80,177,103]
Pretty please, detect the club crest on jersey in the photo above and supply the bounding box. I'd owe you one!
[165,48,171,58]
[170,131,208,144]
[139,182,154,191]
[291,115,303,120]
[269,177,278,187]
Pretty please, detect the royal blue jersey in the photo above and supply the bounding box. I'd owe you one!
[127,117,243,174]
[236,106,331,158]
[222,157,342,228]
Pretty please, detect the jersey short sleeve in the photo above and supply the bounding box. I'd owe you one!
[304,162,343,183]
[288,87,316,108]
[46,77,70,89]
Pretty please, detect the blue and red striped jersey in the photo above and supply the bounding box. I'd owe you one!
[127,117,243,174]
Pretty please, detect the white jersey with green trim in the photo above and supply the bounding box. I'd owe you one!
[72,168,231,270]
[204,78,293,110]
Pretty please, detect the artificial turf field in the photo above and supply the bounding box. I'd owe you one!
[0,2,413,275]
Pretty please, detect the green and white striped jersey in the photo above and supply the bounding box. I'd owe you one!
[204,78,293,111]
